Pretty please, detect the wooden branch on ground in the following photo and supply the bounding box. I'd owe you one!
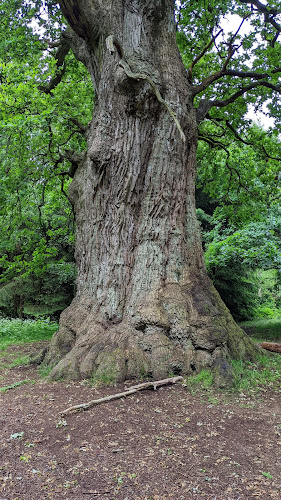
[60,376,183,416]
[261,342,281,354]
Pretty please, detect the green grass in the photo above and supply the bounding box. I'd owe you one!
[0,354,31,370]
[0,379,32,393]
[8,355,31,368]
[183,369,214,393]
[184,353,281,395]
[240,318,281,342]
[234,319,281,392]
[38,364,54,378]
[0,318,58,350]
[232,353,281,392]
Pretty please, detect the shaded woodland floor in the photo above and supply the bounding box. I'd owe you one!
[0,342,280,500]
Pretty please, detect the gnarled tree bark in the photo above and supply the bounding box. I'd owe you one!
[44,0,257,386]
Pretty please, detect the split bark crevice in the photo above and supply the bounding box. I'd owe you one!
[43,0,258,386]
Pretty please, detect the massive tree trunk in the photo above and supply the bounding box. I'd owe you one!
[45,0,257,385]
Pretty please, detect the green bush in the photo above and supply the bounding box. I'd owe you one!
[255,306,279,319]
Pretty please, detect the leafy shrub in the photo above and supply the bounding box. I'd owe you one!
[255,306,278,318]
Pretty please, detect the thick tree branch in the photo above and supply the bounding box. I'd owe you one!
[193,66,281,97]
[59,0,88,39]
[68,117,87,135]
[262,146,281,162]
[188,30,223,80]
[198,134,227,149]
[213,81,281,108]
[193,70,224,97]
[239,0,279,16]
[225,67,281,79]
[63,149,85,177]
[63,27,101,90]
[192,46,239,96]
[239,0,281,44]
[225,121,252,145]
[197,80,281,121]
[38,36,70,94]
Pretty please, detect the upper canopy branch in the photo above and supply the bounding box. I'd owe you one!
[192,44,244,97]
[239,0,281,43]
[192,19,247,95]
[225,68,281,79]
[193,65,281,97]
[188,29,223,80]
[196,80,281,121]
[239,0,280,15]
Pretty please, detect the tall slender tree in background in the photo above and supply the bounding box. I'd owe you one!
[1,0,281,383]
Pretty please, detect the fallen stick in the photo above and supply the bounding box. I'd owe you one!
[261,342,281,354]
[60,376,183,416]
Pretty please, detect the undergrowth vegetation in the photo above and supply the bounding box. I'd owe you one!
[0,318,58,349]
[240,318,281,342]
[183,319,281,394]
[231,355,281,392]
[184,354,281,395]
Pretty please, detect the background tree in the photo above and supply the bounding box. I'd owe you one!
[195,123,281,320]
[1,0,280,384]
[0,0,92,318]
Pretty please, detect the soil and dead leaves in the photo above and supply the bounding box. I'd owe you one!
[0,342,280,500]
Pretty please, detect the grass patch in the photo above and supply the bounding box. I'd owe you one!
[8,355,31,368]
[0,318,58,349]
[183,369,214,394]
[232,353,281,392]
[240,318,281,342]
[90,369,118,387]
[0,355,31,370]
[0,379,32,393]
[38,364,54,378]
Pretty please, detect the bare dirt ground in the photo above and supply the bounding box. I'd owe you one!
[0,342,280,500]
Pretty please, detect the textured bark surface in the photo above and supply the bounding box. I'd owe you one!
[45,0,258,385]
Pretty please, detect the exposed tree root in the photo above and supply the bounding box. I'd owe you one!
[44,281,259,388]
[60,376,183,416]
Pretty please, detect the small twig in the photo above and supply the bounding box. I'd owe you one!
[60,376,184,416]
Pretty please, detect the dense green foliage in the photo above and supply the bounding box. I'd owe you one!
[0,172,77,317]
[0,0,280,319]
[195,123,281,319]
[198,207,281,319]
[177,0,281,127]
[0,1,93,317]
